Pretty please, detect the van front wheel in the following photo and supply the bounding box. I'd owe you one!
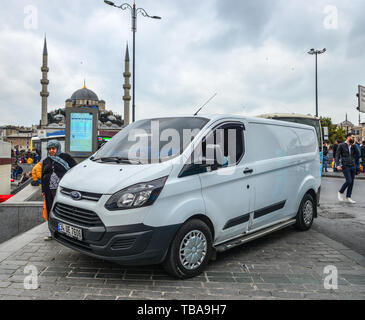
[163,219,213,279]
[295,193,315,231]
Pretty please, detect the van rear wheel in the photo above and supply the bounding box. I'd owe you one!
[162,219,213,279]
[295,193,315,231]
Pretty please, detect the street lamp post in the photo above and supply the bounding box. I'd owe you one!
[104,1,161,123]
[308,48,326,118]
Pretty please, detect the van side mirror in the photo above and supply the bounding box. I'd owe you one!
[178,144,225,178]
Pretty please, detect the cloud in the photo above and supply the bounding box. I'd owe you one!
[0,0,364,128]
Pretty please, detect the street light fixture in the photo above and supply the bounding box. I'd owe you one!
[104,0,161,123]
[308,48,326,118]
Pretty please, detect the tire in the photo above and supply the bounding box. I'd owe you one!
[162,219,213,279]
[295,193,315,231]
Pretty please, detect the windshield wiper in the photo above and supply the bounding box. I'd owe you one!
[93,157,142,165]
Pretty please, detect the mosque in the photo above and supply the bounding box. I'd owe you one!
[39,37,131,140]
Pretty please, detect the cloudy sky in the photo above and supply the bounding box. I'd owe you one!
[1,0,364,127]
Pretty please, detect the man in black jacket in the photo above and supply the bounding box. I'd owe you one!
[336,133,360,204]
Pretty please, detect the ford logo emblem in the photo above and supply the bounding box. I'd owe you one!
[70,191,82,201]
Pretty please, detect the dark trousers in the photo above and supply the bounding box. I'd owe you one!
[45,189,57,217]
[339,166,356,198]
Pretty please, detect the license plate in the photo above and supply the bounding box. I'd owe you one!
[57,222,83,241]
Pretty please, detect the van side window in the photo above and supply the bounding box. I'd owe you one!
[202,123,245,168]
[179,122,245,178]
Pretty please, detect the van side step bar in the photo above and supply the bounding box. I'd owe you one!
[214,219,296,253]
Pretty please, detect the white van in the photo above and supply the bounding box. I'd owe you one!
[49,115,321,278]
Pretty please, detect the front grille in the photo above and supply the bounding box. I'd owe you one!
[111,238,136,250]
[53,202,104,228]
[60,188,102,202]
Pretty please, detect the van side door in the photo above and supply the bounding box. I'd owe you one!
[197,121,255,244]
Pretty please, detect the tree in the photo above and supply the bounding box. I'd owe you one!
[320,117,346,145]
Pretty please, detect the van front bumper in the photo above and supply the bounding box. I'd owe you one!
[48,211,181,266]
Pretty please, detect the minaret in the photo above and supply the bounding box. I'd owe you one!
[40,37,49,128]
[123,44,131,126]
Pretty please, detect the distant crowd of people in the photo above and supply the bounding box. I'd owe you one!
[11,147,40,184]
[322,137,365,174]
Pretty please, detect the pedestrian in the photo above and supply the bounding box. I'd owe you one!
[42,140,77,241]
[354,139,361,174]
[336,133,361,204]
[361,141,365,172]
[323,142,329,172]
[332,140,341,172]
[31,161,42,186]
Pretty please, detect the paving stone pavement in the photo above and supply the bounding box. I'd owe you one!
[0,223,364,300]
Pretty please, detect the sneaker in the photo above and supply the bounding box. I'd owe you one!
[346,198,356,204]
[337,192,344,202]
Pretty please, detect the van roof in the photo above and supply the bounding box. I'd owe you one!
[139,114,316,130]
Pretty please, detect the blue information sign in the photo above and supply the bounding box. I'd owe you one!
[70,113,93,152]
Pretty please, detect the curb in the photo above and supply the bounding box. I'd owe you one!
[323,174,365,180]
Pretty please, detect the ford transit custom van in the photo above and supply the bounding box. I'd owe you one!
[49,115,321,278]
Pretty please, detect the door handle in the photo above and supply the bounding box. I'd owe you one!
[244,168,253,174]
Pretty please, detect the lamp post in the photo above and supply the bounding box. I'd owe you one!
[104,1,161,123]
[308,48,326,118]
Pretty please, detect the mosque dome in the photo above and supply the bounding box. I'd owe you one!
[71,87,99,101]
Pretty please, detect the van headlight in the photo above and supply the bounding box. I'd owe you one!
[105,177,168,211]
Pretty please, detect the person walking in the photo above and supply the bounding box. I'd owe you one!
[332,140,340,172]
[336,133,361,204]
[42,140,77,240]
[361,141,365,172]
[323,142,329,172]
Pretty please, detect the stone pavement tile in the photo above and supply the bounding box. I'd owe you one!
[131,290,163,299]
[162,292,197,300]
[243,290,273,298]
[251,283,276,290]
[52,292,87,300]
[341,275,365,285]
[337,285,365,293]
[260,274,291,284]
[202,282,253,291]
[207,288,242,296]
[272,284,307,292]
[99,288,131,297]
[332,293,365,300]
[1,296,34,300]
[0,269,17,275]
[67,272,97,279]
[287,274,321,285]
[57,278,105,286]
[96,273,125,280]
[68,286,102,295]
[0,281,11,288]
[154,280,203,289]
[106,279,152,287]
[40,271,70,277]
[173,287,209,295]
[124,274,153,281]
[85,295,117,300]
[271,291,305,299]
[206,277,236,283]
[303,292,337,300]
[146,285,179,293]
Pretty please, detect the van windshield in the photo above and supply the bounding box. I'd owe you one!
[93,117,209,164]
